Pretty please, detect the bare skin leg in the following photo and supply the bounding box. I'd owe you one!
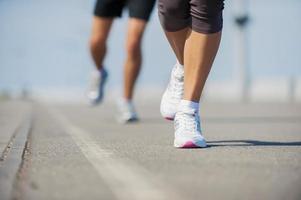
[164,28,190,65]
[164,29,221,102]
[123,18,147,100]
[183,31,221,102]
[90,17,114,70]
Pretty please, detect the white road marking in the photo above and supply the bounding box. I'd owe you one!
[50,108,173,200]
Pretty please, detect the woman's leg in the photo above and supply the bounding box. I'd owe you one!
[164,28,190,65]
[158,0,224,147]
[183,31,222,102]
[159,29,188,120]
[163,29,221,102]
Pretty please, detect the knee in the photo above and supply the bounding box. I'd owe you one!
[89,34,106,51]
[126,39,141,57]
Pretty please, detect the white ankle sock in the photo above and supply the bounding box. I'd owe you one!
[179,99,199,111]
[121,98,133,106]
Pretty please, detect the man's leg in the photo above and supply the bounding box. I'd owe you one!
[117,0,155,123]
[90,17,114,70]
[88,17,113,104]
[123,18,147,100]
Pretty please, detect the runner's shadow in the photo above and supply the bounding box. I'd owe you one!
[207,140,301,147]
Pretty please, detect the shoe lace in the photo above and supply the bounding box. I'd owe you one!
[176,109,200,133]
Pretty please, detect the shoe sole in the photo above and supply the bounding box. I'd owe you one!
[174,139,207,148]
[118,117,139,124]
[164,117,174,121]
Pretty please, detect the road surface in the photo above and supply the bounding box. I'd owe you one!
[1,100,301,200]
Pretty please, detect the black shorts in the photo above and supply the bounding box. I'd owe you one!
[94,0,156,21]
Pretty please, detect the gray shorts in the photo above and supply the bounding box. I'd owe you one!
[158,0,224,34]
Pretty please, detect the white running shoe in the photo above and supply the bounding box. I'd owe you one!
[87,69,108,105]
[174,106,207,148]
[160,63,184,120]
[117,99,139,124]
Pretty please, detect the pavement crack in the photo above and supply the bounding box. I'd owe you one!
[0,122,24,165]
[11,130,32,200]
[0,103,33,200]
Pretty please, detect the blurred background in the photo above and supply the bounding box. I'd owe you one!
[1,2,301,199]
[0,0,301,103]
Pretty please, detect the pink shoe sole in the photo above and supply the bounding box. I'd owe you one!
[164,117,174,121]
[181,141,199,148]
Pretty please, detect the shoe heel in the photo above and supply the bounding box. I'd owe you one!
[165,117,174,121]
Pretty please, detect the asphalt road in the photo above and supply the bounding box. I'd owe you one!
[1,100,301,200]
